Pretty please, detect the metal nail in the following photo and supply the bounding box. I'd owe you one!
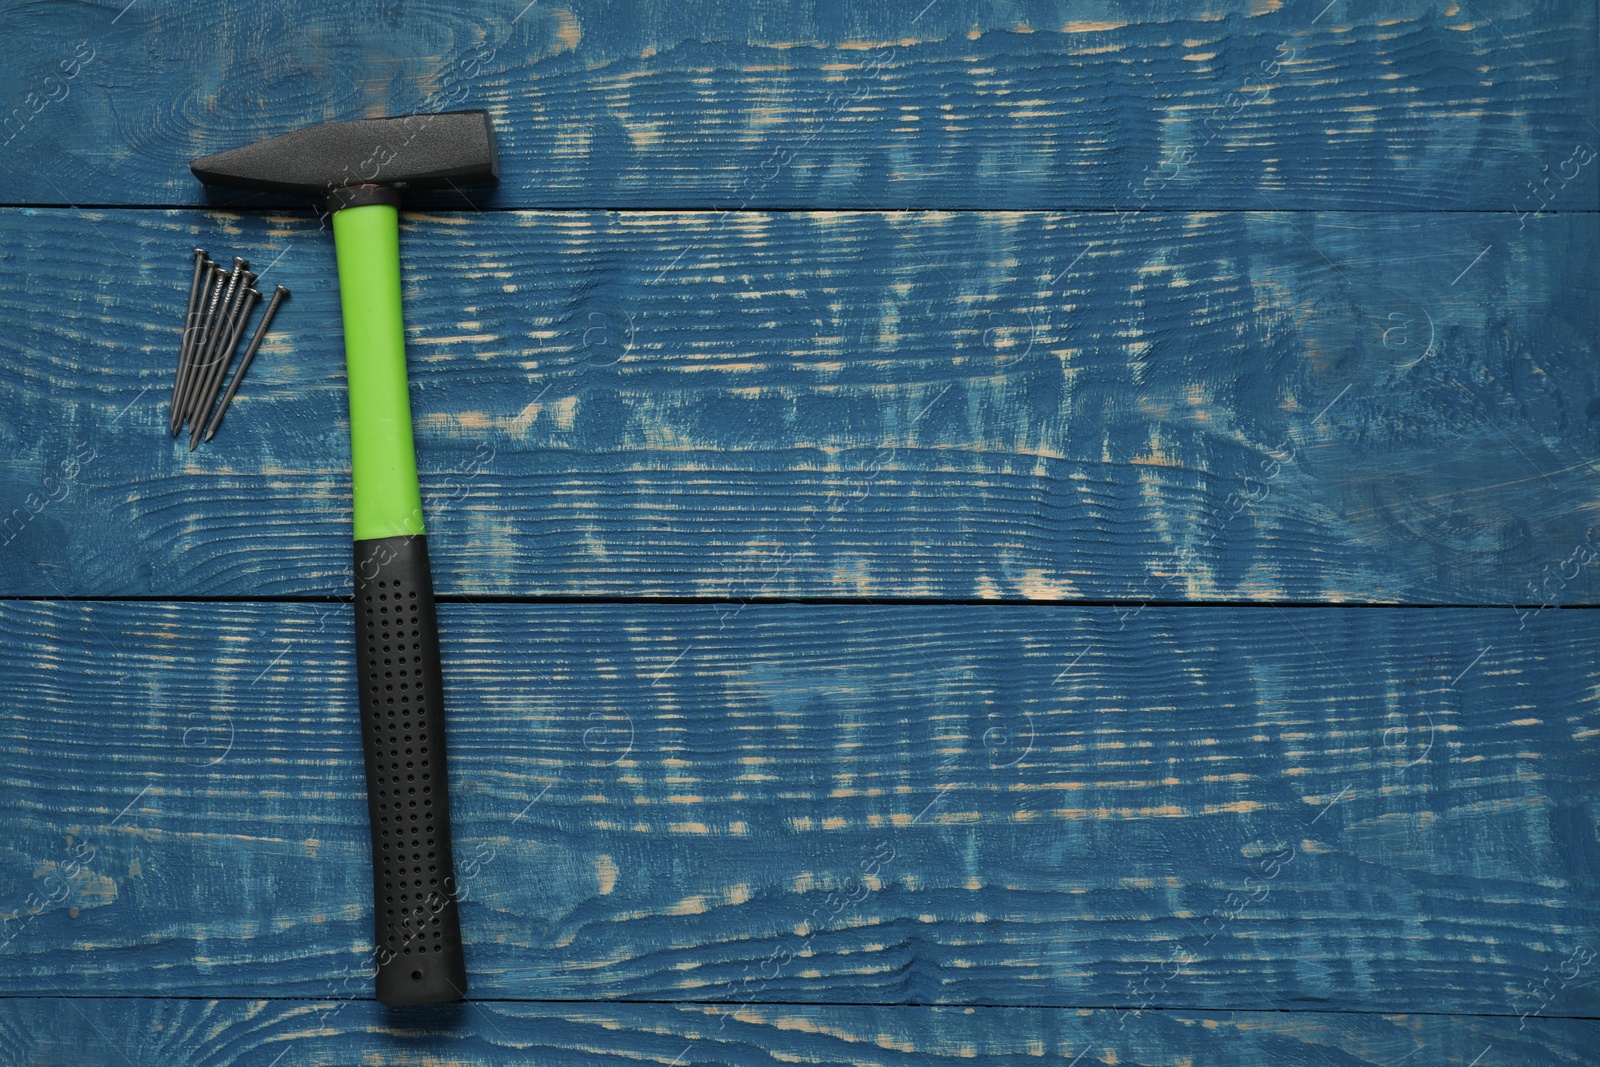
[204,284,289,443]
[175,265,231,432]
[187,271,256,439]
[185,260,251,429]
[173,261,224,434]
[190,286,261,451]
[169,249,211,435]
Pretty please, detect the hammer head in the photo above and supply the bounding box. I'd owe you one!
[191,110,499,199]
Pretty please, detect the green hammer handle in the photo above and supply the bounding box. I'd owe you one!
[334,203,425,542]
[332,201,467,1006]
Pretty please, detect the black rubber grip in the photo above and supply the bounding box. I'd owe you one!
[353,535,467,1006]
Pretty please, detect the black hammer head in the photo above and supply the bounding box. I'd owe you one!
[191,110,499,200]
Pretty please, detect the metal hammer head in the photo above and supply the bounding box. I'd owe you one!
[191,110,499,206]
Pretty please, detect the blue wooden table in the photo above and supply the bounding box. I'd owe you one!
[2,1,1597,1063]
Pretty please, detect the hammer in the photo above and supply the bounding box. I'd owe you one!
[191,111,499,1006]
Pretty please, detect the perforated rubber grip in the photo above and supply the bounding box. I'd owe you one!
[354,535,467,1006]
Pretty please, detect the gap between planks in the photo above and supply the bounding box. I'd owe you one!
[4,204,1600,215]
[3,595,1598,610]
[0,996,1593,1022]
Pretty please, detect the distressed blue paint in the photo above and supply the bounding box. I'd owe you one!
[0,208,1594,603]
[0,999,1595,1066]
[0,0,1594,1057]
[0,1,1592,210]
[1,601,1594,1013]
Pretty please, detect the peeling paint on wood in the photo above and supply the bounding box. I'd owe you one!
[0,209,1594,602]
[0,601,1594,1014]
[0,999,1595,1066]
[0,2,1593,210]
[0,0,1594,1058]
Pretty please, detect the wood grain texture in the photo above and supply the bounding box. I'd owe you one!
[3,0,1597,1051]
[2,208,1596,603]
[0,1000,1595,1066]
[2,601,1595,1013]
[0,1,1594,211]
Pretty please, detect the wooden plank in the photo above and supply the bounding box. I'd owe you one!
[0,1000,1594,1066]
[2,208,1596,603]
[1,601,1594,1013]
[0,1,1593,211]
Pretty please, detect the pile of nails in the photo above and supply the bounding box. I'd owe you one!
[168,248,289,450]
